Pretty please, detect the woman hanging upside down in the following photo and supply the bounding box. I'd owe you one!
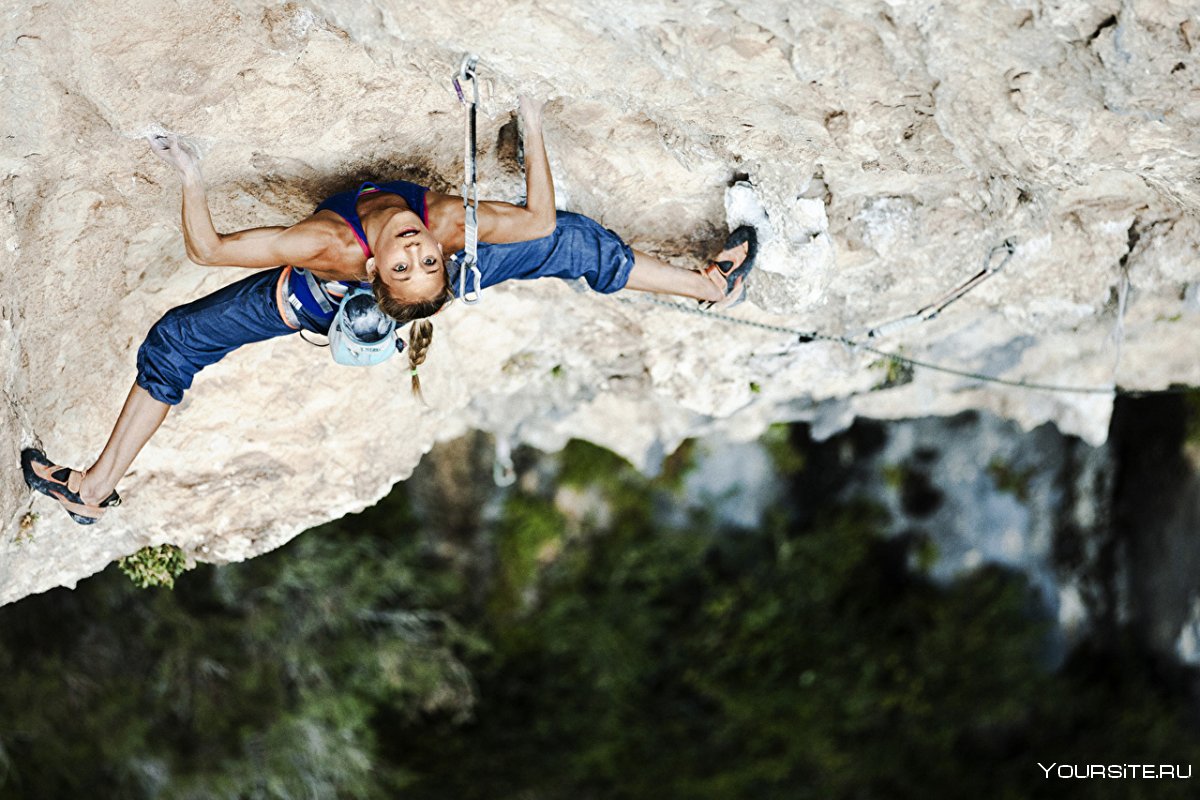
[21,95,758,524]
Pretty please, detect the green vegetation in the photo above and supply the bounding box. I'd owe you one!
[911,532,939,573]
[1184,388,1200,450]
[762,423,806,474]
[117,544,188,589]
[14,513,36,545]
[0,491,476,799]
[557,437,635,488]
[558,437,695,495]
[489,496,567,620]
[2,428,1198,799]
[392,449,1200,800]
[882,462,908,490]
[987,457,1036,502]
[871,354,915,390]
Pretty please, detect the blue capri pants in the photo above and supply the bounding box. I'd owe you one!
[458,211,635,293]
[136,267,328,405]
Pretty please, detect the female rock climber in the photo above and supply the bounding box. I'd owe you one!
[21,95,757,524]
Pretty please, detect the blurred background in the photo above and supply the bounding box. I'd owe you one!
[2,391,1199,799]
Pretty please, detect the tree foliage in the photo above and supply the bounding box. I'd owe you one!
[1,433,1198,799]
[0,490,475,799]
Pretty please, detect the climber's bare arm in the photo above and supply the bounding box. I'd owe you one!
[476,95,557,244]
[149,135,331,268]
[190,223,335,268]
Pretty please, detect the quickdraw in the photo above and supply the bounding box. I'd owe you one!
[452,53,484,305]
[865,239,1016,339]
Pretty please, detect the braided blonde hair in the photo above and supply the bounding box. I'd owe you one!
[406,319,434,399]
[371,268,453,397]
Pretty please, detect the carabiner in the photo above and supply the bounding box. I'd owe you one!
[457,257,484,305]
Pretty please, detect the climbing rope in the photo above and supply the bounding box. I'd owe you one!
[614,294,1193,399]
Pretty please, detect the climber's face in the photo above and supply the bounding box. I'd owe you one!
[368,212,447,302]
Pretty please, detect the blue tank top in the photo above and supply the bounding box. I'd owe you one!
[314,180,430,258]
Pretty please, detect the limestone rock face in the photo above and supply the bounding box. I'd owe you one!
[2,0,1198,604]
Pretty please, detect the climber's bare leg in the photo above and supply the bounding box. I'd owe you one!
[75,383,170,505]
[624,246,748,308]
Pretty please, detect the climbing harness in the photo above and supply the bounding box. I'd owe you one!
[865,239,1015,339]
[452,53,484,305]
